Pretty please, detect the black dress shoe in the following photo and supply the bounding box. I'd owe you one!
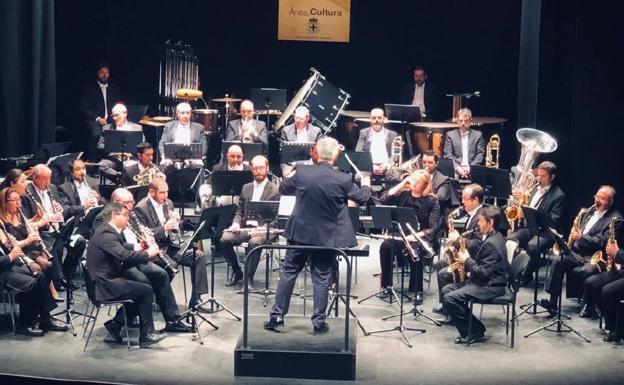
[225,270,243,287]
[139,332,167,348]
[436,314,452,325]
[313,322,330,334]
[579,304,598,319]
[539,299,557,316]
[40,318,69,332]
[263,316,284,331]
[414,292,424,306]
[16,324,45,337]
[603,331,620,343]
[454,333,484,344]
[164,320,193,333]
[104,320,123,343]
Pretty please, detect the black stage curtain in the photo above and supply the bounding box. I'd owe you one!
[0,0,56,157]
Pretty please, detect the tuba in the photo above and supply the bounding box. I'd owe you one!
[505,128,557,232]
[485,134,500,168]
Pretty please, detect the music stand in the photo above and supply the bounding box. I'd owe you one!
[524,226,591,343]
[211,171,253,205]
[239,201,281,305]
[251,88,287,135]
[222,141,264,162]
[515,206,558,319]
[335,151,374,174]
[385,104,422,157]
[103,131,143,186]
[437,158,455,179]
[127,185,149,203]
[281,142,315,164]
[163,143,203,162]
[470,165,511,205]
[46,152,83,185]
[75,205,104,238]
[173,221,218,344]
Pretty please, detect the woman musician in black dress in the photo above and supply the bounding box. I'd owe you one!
[378,169,441,305]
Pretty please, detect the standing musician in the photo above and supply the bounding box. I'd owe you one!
[133,178,209,310]
[443,108,485,179]
[542,185,623,314]
[0,190,68,336]
[121,142,163,187]
[86,202,166,347]
[279,106,322,176]
[220,155,280,288]
[399,66,443,121]
[264,137,372,333]
[355,107,399,177]
[506,161,565,285]
[442,206,510,344]
[583,239,624,342]
[159,102,206,168]
[434,184,486,322]
[378,169,440,305]
[224,99,268,147]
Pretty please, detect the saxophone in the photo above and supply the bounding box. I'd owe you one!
[505,180,539,232]
[448,230,473,283]
[591,216,622,272]
[553,205,592,256]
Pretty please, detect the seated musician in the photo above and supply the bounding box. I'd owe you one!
[133,178,210,310]
[219,155,280,288]
[92,189,197,328]
[355,107,398,179]
[583,239,624,342]
[421,150,455,216]
[198,145,251,209]
[542,185,623,314]
[378,169,440,305]
[121,142,164,187]
[506,161,565,285]
[434,183,487,323]
[97,103,145,181]
[86,202,166,347]
[0,192,68,336]
[280,106,322,176]
[443,108,484,179]
[224,99,268,147]
[159,102,206,169]
[22,164,82,300]
[442,206,510,344]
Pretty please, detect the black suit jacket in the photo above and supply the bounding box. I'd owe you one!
[86,223,150,301]
[80,81,122,122]
[443,129,485,167]
[23,183,65,220]
[133,197,175,247]
[431,170,451,206]
[280,162,372,248]
[57,180,103,219]
[574,207,623,255]
[399,81,443,120]
[530,185,566,228]
[225,119,268,147]
[464,231,509,288]
[233,180,281,226]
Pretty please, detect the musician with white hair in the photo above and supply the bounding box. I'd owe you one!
[279,106,322,176]
[224,100,268,147]
[158,102,206,168]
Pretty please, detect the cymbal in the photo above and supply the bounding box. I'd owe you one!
[354,117,402,125]
[255,109,282,115]
[411,121,458,129]
[152,116,173,122]
[341,110,370,119]
[212,96,242,103]
[176,88,203,100]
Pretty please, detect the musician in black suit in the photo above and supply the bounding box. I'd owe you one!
[224,100,268,147]
[280,106,322,176]
[264,137,372,333]
[219,156,280,288]
[399,66,443,120]
[443,108,485,179]
[86,202,166,347]
[355,107,399,177]
[421,150,456,215]
[442,206,510,344]
[158,102,206,169]
[133,178,209,309]
[543,185,623,313]
[378,170,441,305]
[80,63,122,161]
[121,142,162,187]
[506,161,565,284]
[434,184,487,321]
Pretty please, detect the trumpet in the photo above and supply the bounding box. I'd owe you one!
[240,120,255,143]
[338,144,364,180]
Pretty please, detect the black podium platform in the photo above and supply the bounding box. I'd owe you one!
[235,315,357,380]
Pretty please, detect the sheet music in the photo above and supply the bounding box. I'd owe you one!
[278,195,296,216]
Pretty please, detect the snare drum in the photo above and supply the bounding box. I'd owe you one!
[192,109,219,132]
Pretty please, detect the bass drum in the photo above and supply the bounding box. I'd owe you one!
[192,109,219,132]
[273,68,350,134]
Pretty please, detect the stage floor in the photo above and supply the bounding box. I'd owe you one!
[1,238,623,385]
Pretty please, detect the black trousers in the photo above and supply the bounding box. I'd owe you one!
[111,279,155,338]
[8,266,57,326]
[124,261,179,324]
[220,230,276,279]
[270,242,334,327]
[379,239,423,292]
[442,281,505,338]
[507,228,554,278]
[546,252,599,302]
[165,248,209,305]
[584,270,624,336]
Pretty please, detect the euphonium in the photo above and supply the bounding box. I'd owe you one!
[553,205,592,256]
[390,136,404,169]
[485,134,500,169]
[505,180,539,232]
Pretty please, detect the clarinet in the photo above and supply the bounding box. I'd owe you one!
[0,222,38,276]
[18,208,54,260]
[128,212,178,276]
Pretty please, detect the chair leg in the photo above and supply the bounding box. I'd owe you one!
[121,304,131,350]
[511,299,516,348]
[479,304,483,320]
[505,303,510,335]
[8,291,16,335]
[84,307,101,352]
[83,303,96,338]
[467,301,473,347]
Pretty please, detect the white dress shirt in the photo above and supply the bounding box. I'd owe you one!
[369,128,389,164]
[530,185,550,208]
[148,196,167,225]
[583,209,606,235]
[295,126,309,143]
[74,180,91,205]
[98,81,108,119]
[411,83,426,115]
[174,123,191,144]
[460,130,470,166]
[251,178,268,202]
[36,187,54,214]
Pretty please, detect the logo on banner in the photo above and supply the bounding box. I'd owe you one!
[308,18,319,33]
[278,0,350,43]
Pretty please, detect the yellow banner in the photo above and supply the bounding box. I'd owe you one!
[278,0,351,43]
